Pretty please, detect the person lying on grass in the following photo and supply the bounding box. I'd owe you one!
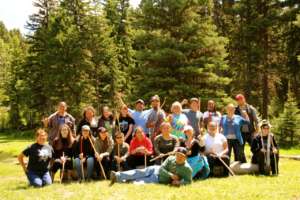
[110,147,192,186]
[18,129,54,187]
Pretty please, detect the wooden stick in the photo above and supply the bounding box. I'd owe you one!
[150,152,174,162]
[117,144,121,171]
[88,137,107,180]
[217,156,235,176]
[144,153,147,168]
[80,159,85,181]
[60,152,65,184]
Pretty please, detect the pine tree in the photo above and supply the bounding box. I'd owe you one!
[274,89,300,146]
[132,0,230,107]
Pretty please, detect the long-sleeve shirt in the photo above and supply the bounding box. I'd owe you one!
[154,135,178,155]
[94,137,114,154]
[129,134,153,155]
[73,137,95,158]
[158,156,192,184]
[251,134,278,154]
[111,143,130,160]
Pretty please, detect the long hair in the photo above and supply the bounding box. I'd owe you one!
[52,124,75,150]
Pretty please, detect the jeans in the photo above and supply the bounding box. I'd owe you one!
[116,165,160,183]
[74,157,94,179]
[27,170,52,187]
[227,139,244,162]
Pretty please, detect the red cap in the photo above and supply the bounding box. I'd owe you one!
[235,94,245,101]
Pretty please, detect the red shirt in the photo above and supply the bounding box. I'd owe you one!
[129,133,153,156]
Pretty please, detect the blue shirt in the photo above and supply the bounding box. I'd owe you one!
[220,115,249,145]
[129,109,151,134]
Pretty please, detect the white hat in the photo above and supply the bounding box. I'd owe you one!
[183,125,193,132]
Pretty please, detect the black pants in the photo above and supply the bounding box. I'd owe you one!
[252,151,279,175]
[207,155,230,177]
[111,159,130,172]
[51,160,73,173]
[227,139,244,162]
[95,157,111,179]
[240,132,253,163]
[127,155,152,169]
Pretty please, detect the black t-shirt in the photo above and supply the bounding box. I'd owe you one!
[23,143,53,173]
[116,116,135,134]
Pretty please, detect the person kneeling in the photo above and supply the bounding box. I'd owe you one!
[18,129,53,187]
[110,147,192,186]
[251,120,279,175]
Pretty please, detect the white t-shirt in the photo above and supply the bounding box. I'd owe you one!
[204,133,227,154]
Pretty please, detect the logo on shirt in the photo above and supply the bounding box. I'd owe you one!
[38,148,51,162]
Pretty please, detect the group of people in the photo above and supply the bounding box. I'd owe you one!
[18,94,279,187]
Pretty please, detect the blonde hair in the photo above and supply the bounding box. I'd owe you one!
[35,128,48,138]
[171,101,182,113]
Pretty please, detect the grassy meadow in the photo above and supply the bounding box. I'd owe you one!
[0,131,299,200]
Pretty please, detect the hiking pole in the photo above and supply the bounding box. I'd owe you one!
[88,136,107,180]
[60,152,65,184]
[271,137,278,175]
[117,144,121,171]
[217,156,235,176]
[80,136,85,181]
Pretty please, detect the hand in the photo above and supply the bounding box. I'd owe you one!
[171,174,180,181]
[97,154,103,162]
[167,115,173,123]
[241,110,249,119]
[41,117,49,126]
[147,122,155,128]
[159,153,165,158]
[273,148,278,154]
[79,153,84,160]
[60,156,66,164]
[261,149,266,153]
[181,99,188,105]
[95,152,100,160]
[114,156,122,163]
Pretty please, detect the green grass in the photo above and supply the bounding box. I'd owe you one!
[0,131,300,200]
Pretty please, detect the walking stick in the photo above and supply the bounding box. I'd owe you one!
[60,152,65,184]
[80,137,85,181]
[271,136,278,175]
[117,144,121,171]
[217,156,235,176]
[88,137,107,180]
[144,153,147,168]
[150,151,174,162]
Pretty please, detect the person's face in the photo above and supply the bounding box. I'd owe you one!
[184,130,193,138]
[58,103,67,114]
[261,126,270,136]
[103,107,110,118]
[37,132,47,145]
[85,110,94,120]
[135,103,144,111]
[99,131,108,140]
[208,122,218,134]
[135,129,143,140]
[237,98,245,106]
[151,100,160,108]
[161,124,171,135]
[190,101,199,111]
[82,130,90,138]
[115,134,124,144]
[207,101,215,111]
[121,107,128,116]
[226,105,235,115]
[61,126,69,138]
[172,105,181,114]
[176,153,186,165]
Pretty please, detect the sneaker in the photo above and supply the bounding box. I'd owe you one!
[110,171,117,186]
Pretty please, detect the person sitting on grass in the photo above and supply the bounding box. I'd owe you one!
[110,131,130,171]
[51,124,75,182]
[204,121,229,177]
[181,125,210,180]
[94,127,114,179]
[153,122,179,164]
[110,147,192,186]
[127,127,153,169]
[18,129,54,187]
[251,120,279,176]
[73,125,95,182]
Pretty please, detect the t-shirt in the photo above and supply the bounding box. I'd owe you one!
[129,109,151,134]
[203,111,222,128]
[154,135,178,155]
[23,143,53,173]
[117,116,135,134]
[171,114,188,139]
[182,109,203,137]
[204,133,227,154]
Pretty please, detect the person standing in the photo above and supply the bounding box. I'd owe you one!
[220,103,249,162]
[202,100,222,130]
[129,99,150,134]
[77,106,98,137]
[235,94,259,163]
[182,98,203,138]
[42,102,75,145]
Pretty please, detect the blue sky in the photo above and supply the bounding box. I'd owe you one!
[0,0,141,33]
